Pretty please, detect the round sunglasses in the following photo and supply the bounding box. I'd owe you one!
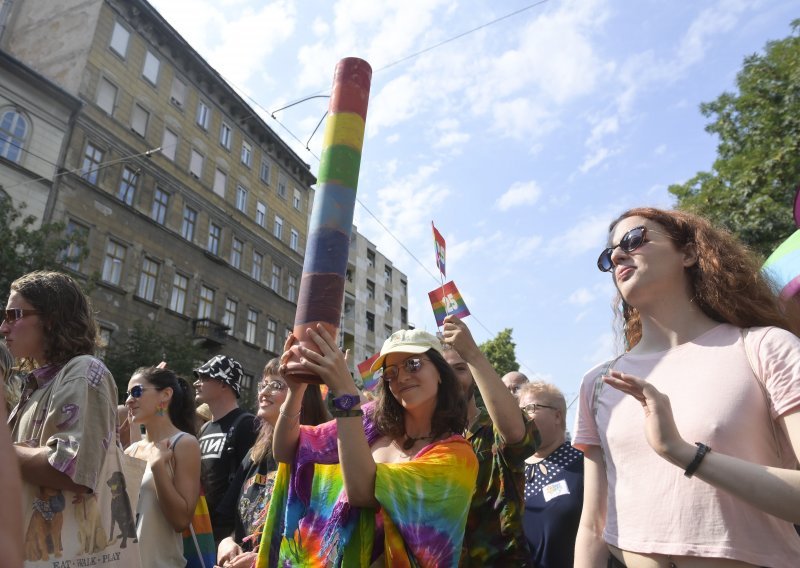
[125,385,160,398]
[381,357,428,382]
[597,225,649,272]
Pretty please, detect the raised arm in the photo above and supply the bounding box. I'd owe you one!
[441,315,526,443]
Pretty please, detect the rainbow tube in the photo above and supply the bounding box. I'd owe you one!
[285,57,372,383]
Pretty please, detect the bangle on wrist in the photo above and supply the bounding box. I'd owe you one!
[684,442,711,478]
[279,405,301,420]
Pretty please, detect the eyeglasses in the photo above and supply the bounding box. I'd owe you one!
[597,225,650,272]
[258,379,287,393]
[125,385,159,399]
[3,308,40,324]
[381,357,428,382]
[522,403,557,416]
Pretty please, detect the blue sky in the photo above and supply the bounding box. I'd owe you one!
[149,0,798,416]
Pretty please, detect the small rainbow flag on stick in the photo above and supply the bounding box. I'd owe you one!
[428,281,470,326]
[357,352,381,391]
[432,222,446,277]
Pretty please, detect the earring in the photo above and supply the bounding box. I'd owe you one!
[156,401,167,416]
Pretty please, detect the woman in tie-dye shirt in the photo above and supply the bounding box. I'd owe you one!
[258,327,478,568]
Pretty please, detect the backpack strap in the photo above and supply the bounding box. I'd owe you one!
[741,328,782,459]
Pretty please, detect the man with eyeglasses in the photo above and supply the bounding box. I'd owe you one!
[192,355,258,546]
[441,315,540,567]
[502,370,529,397]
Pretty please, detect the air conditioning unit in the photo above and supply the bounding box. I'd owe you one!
[170,97,183,108]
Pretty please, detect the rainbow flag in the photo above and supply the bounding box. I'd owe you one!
[428,281,470,326]
[357,352,381,391]
[432,222,446,277]
[763,229,800,299]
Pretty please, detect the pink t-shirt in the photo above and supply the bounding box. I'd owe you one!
[574,324,800,567]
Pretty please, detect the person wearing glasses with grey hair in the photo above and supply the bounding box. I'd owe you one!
[575,208,800,568]
[518,381,583,568]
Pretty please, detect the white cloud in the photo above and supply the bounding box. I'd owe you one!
[495,181,543,211]
[548,213,613,257]
[568,288,595,306]
[508,235,544,262]
[654,144,667,156]
[580,146,618,173]
[587,331,618,364]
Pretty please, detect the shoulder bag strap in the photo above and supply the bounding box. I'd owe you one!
[741,328,782,459]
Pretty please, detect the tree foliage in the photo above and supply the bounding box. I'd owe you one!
[0,196,86,295]
[104,320,206,403]
[479,327,520,376]
[669,20,800,257]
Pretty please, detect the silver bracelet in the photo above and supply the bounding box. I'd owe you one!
[279,405,301,420]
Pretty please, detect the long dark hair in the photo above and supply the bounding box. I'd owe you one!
[372,349,467,441]
[134,366,196,436]
[610,207,799,349]
[10,271,97,369]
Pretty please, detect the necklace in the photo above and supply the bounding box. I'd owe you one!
[397,433,434,451]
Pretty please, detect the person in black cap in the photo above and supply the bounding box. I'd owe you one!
[193,355,258,546]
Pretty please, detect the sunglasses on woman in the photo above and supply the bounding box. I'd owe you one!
[125,385,159,398]
[597,226,650,272]
[2,308,40,324]
[381,357,428,382]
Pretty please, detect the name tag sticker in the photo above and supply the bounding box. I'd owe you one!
[542,479,570,502]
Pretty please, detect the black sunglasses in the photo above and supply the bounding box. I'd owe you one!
[597,226,649,272]
[3,308,41,324]
[381,357,428,382]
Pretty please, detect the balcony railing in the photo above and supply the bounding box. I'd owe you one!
[192,318,230,345]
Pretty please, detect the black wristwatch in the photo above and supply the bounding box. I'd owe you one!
[328,393,362,417]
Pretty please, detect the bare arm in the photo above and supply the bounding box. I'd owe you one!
[0,398,23,568]
[574,444,609,568]
[273,334,308,464]
[606,371,800,523]
[150,435,201,531]
[298,325,378,508]
[14,445,89,492]
[442,315,526,443]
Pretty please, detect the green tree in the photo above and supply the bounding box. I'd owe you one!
[0,196,87,294]
[104,320,206,403]
[669,20,800,257]
[479,328,520,376]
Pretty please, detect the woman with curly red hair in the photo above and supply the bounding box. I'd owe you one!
[574,208,800,567]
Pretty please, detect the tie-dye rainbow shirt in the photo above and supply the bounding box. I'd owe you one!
[256,402,478,567]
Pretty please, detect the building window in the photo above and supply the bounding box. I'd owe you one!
[117,166,138,205]
[96,77,117,115]
[137,257,159,302]
[181,206,197,241]
[169,273,189,313]
[151,188,169,224]
[346,268,353,283]
[290,229,299,252]
[81,142,104,184]
[288,274,297,302]
[230,237,243,269]
[256,201,266,227]
[366,280,375,300]
[197,285,214,319]
[109,21,130,58]
[384,294,392,314]
[271,264,281,292]
[97,326,112,360]
[162,128,178,161]
[252,251,263,281]
[401,307,408,326]
[170,77,187,108]
[220,122,232,150]
[196,101,210,130]
[236,185,247,212]
[384,265,392,284]
[277,174,287,198]
[401,279,407,296]
[384,324,393,338]
[62,220,88,272]
[273,215,283,240]
[293,188,302,210]
[207,223,221,255]
[131,103,149,137]
[260,159,271,184]
[266,319,277,352]
[246,309,258,344]
[223,298,237,331]
[189,149,204,178]
[101,240,126,285]
[213,168,226,197]
[366,311,375,332]
[142,50,160,85]
[0,110,27,163]
[367,249,375,268]
[241,141,252,167]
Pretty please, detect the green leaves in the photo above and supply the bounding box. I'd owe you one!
[479,327,520,377]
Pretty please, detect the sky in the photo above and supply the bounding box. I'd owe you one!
[148,0,798,417]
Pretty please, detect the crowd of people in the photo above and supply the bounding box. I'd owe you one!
[1,205,799,567]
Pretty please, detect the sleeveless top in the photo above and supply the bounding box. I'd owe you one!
[132,431,187,567]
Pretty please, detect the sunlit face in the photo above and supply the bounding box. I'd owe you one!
[0,291,46,363]
[518,390,562,448]
[193,374,225,404]
[384,352,439,412]
[257,374,287,426]
[443,349,475,401]
[125,373,167,424]
[502,372,528,397]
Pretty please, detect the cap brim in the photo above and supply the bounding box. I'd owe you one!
[369,345,431,373]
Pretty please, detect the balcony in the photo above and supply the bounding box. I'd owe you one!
[192,318,230,346]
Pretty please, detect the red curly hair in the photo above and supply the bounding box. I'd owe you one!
[609,207,799,349]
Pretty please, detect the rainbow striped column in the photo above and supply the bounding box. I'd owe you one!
[285,57,372,383]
